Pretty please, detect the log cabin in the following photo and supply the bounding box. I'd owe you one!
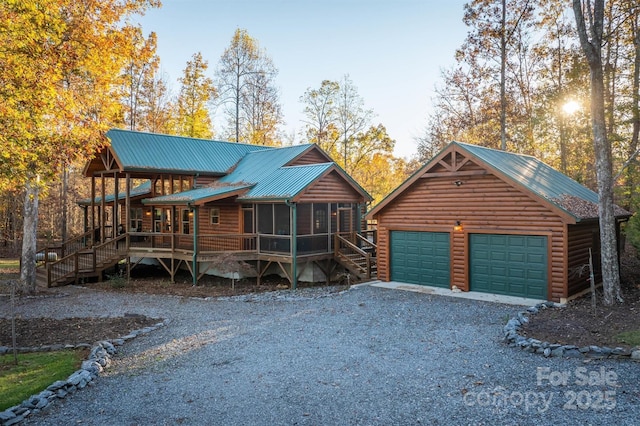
[366,141,630,303]
[36,129,374,288]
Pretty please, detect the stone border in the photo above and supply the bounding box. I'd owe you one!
[504,302,640,360]
[0,318,170,426]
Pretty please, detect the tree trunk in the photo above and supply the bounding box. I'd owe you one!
[20,181,40,294]
[573,0,623,305]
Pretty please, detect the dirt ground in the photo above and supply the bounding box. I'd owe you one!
[1,248,639,350]
[521,245,640,349]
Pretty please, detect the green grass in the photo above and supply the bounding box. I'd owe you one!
[615,330,640,347]
[0,258,19,282]
[0,350,85,411]
[0,259,19,270]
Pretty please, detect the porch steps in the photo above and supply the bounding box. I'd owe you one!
[334,234,377,281]
[36,242,127,287]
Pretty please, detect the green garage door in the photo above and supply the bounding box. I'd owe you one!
[470,234,547,299]
[390,231,450,287]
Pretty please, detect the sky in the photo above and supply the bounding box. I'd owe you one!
[135,0,470,159]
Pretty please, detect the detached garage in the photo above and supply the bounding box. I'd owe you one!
[367,142,630,303]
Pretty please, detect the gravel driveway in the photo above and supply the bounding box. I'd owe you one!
[5,284,639,425]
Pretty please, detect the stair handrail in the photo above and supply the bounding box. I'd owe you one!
[355,232,377,255]
[334,233,371,278]
[42,233,127,287]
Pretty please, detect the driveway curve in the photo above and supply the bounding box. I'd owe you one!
[5,284,639,425]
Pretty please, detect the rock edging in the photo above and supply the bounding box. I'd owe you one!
[0,318,170,426]
[504,302,640,360]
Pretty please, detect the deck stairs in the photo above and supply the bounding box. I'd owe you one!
[35,231,127,288]
[334,233,377,281]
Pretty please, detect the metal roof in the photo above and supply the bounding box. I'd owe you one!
[457,142,598,203]
[107,129,269,174]
[90,130,371,205]
[238,163,334,201]
[77,180,151,206]
[142,184,253,205]
[368,141,629,221]
[218,144,314,185]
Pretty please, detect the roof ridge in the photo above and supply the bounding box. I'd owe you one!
[108,128,274,149]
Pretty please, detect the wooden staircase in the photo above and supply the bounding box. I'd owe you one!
[334,233,377,281]
[36,232,128,287]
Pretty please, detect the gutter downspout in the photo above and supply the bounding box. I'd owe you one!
[286,200,297,290]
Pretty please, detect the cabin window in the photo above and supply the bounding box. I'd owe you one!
[210,208,220,225]
[130,208,142,232]
[181,209,190,234]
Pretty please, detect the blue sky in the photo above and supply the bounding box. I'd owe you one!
[135,0,470,158]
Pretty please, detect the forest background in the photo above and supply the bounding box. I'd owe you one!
[1,0,640,274]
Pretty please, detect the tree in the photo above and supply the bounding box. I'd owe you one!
[300,80,341,150]
[462,0,535,151]
[121,29,159,131]
[175,52,217,139]
[216,28,281,143]
[301,76,380,174]
[138,69,176,134]
[242,70,283,146]
[0,0,160,293]
[573,0,623,305]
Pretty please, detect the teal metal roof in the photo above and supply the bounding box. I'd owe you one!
[456,142,598,203]
[142,184,252,205]
[107,129,269,174]
[368,141,629,221]
[454,142,629,220]
[78,180,151,205]
[238,163,334,201]
[92,130,370,205]
[218,144,314,185]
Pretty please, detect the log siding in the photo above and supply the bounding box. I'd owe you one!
[374,168,568,301]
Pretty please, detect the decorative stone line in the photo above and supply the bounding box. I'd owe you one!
[0,318,170,426]
[504,302,640,360]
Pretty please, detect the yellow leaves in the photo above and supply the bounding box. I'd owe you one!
[0,0,160,188]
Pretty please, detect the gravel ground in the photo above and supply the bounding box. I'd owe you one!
[3,284,639,426]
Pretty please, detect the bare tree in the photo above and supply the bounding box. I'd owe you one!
[216,29,280,143]
[573,0,623,305]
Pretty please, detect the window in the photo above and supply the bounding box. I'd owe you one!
[181,209,191,234]
[130,208,143,232]
[210,208,220,225]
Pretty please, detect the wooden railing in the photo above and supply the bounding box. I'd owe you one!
[334,233,373,279]
[46,235,127,286]
[35,228,99,269]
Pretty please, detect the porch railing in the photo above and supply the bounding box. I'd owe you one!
[46,235,126,286]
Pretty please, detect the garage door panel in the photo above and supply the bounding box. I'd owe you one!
[391,231,450,288]
[470,234,547,299]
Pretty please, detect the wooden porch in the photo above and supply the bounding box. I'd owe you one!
[35,229,377,289]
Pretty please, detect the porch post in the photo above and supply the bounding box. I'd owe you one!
[192,205,198,286]
[91,175,96,241]
[100,173,106,242]
[291,202,298,290]
[113,172,119,236]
